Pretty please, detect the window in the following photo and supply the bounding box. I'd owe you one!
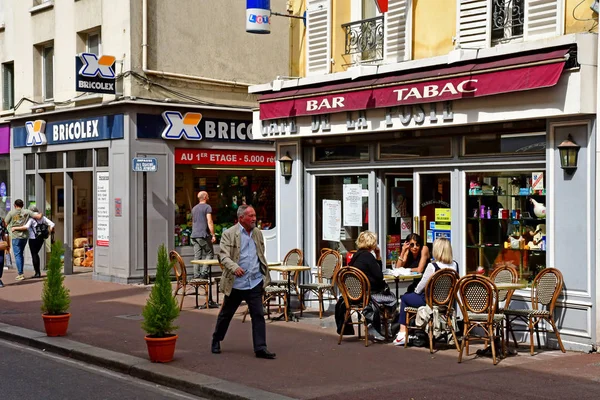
[463,132,546,156]
[25,154,36,170]
[96,148,109,167]
[314,144,369,162]
[491,0,524,44]
[39,152,63,169]
[2,62,14,110]
[379,136,452,159]
[67,150,93,168]
[42,45,54,100]
[87,32,100,54]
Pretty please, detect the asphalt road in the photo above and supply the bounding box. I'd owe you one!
[0,339,210,400]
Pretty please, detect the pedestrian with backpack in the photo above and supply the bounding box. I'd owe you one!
[11,206,54,278]
[5,199,43,280]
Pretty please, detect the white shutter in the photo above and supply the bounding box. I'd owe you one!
[385,0,411,62]
[306,0,332,76]
[457,0,490,49]
[524,0,562,41]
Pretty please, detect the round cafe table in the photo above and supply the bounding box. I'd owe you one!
[268,264,311,321]
[384,273,423,300]
[190,259,221,309]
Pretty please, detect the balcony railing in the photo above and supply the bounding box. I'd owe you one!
[342,16,384,64]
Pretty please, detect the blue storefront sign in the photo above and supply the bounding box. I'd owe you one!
[136,113,270,143]
[246,0,271,34]
[13,114,124,148]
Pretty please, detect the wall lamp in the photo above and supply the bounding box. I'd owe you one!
[278,152,293,180]
[557,135,580,174]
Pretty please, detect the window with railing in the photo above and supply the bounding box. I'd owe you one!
[342,16,385,64]
[491,0,524,44]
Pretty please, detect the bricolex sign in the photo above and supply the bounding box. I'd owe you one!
[14,115,125,148]
[75,53,117,94]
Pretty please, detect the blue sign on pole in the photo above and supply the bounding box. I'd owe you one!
[132,157,158,172]
[246,0,271,34]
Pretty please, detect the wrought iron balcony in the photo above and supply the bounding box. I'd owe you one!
[342,16,384,64]
[491,0,524,44]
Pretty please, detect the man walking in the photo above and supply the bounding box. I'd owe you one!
[4,199,41,280]
[211,205,276,359]
[191,191,216,278]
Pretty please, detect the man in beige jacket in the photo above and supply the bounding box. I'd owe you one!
[211,205,275,359]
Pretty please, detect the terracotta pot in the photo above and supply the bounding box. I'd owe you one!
[42,313,71,337]
[145,334,178,363]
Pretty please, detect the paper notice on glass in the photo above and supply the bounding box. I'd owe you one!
[96,171,110,247]
[322,199,341,242]
[343,184,362,226]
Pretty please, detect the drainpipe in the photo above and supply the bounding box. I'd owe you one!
[141,0,252,88]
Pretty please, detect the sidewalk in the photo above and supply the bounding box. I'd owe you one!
[1,267,599,400]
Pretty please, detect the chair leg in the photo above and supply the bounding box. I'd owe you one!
[179,288,185,311]
[338,311,351,345]
[357,313,362,339]
[364,319,369,347]
[428,319,434,353]
[458,326,467,363]
[534,318,542,350]
[404,312,411,348]
[318,292,323,319]
[299,290,304,316]
[547,317,566,353]
[508,316,519,349]
[490,327,497,365]
[528,317,535,356]
[449,315,461,352]
[283,295,288,322]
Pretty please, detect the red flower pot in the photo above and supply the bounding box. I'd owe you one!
[42,313,71,337]
[145,334,178,363]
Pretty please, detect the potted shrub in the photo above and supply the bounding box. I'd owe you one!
[142,244,180,362]
[41,241,71,336]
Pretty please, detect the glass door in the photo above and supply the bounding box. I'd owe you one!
[383,173,414,268]
[315,174,371,265]
[416,172,452,253]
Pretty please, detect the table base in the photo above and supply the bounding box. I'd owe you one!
[196,301,220,310]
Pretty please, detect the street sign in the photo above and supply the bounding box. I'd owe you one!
[132,157,158,172]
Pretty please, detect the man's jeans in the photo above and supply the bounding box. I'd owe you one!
[191,237,214,278]
[12,238,28,275]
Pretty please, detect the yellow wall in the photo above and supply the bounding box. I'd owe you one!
[412,0,456,60]
[332,0,352,73]
[289,0,306,78]
[565,0,598,34]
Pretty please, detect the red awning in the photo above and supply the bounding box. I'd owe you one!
[259,48,570,121]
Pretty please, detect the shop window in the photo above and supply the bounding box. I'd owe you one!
[385,174,414,267]
[67,149,92,168]
[463,132,545,156]
[26,174,36,209]
[96,148,109,167]
[315,175,369,263]
[378,136,452,159]
[174,164,276,247]
[39,152,63,169]
[466,171,546,283]
[0,155,10,217]
[25,154,36,170]
[314,144,369,162]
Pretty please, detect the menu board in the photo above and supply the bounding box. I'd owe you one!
[322,199,341,242]
[343,184,362,227]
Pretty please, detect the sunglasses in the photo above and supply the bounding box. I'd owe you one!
[408,242,420,248]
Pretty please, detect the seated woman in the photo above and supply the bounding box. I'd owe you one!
[349,231,397,341]
[393,238,457,346]
[395,233,430,293]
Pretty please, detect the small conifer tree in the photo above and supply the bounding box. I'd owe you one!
[41,241,71,315]
[142,244,179,337]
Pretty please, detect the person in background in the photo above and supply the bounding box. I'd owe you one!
[393,238,458,346]
[11,206,54,278]
[0,219,10,287]
[191,191,216,279]
[4,199,41,281]
[395,233,430,293]
[211,205,276,359]
[348,230,397,341]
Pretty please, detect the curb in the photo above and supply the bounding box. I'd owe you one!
[0,323,296,400]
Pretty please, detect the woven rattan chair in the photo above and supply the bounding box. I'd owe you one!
[504,268,566,355]
[490,262,519,311]
[337,267,371,347]
[271,249,304,293]
[170,250,210,310]
[404,268,460,353]
[456,274,505,365]
[299,249,342,318]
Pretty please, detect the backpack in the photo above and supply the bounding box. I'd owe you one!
[35,222,50,240]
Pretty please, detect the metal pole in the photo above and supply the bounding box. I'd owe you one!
[143,171,148,285]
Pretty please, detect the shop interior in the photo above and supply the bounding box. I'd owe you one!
[174,165,275,246]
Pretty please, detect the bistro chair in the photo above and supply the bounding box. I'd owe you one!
[170,250,209,310]
[455,274,505,365]
[242,285,289,323]
[504,268,566,355]
[404,268,460,353]
[337,267,371,347]
[299,249,342,319]
[489,262,519,311]
[271,248,304,291]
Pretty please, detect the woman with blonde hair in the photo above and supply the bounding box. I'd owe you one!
[348,230,397,341]
[393,238,458,346]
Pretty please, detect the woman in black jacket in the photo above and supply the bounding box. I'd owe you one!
[349,231,397,341]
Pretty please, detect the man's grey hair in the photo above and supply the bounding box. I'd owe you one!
[29,205,39,213]
[237,204,253,219]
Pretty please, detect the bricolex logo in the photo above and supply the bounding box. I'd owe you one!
[25,120,48,146]
[161,111,203,140]
[79,53,116,78]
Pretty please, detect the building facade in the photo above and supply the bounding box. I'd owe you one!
[0,0,290,280]
[250,0,599,351]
